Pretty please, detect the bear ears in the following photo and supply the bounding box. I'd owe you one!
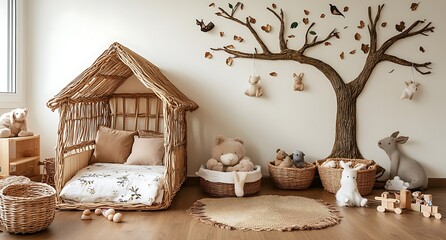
[215,136,244,145]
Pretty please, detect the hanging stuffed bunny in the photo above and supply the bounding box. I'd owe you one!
[293,73,305,91]
[244,75,263,97]
[400,80,419,100]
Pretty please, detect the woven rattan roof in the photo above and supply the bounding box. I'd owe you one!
[47,42,198,111]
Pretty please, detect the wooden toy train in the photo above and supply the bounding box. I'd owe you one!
[374,189,441,219]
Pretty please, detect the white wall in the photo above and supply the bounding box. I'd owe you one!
[21,0,446,178]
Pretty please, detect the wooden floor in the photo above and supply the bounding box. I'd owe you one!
[0,180,444,240]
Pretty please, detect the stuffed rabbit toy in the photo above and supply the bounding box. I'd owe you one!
[335,161,368,207]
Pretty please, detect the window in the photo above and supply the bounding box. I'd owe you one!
[1,0,16,94]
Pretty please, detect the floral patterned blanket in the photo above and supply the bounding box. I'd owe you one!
[60,163,165,205]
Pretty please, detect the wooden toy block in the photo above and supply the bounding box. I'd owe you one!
[411,203,421,212]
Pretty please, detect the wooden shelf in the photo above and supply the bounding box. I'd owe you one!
[10,156,40,166]
[0,135,40,178]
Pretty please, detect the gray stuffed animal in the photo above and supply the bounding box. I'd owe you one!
[291,150,305,168]
[378,131,428,190]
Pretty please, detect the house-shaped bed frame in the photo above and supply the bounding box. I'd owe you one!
[47,42,198,210]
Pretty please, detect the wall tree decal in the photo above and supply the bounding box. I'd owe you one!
[209,4,434,159]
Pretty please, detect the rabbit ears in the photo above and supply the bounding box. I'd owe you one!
[340,161,363,171]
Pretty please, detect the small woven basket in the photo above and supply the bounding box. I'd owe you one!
[268,162,316,190]
[316,158,378,196]
[200,178,261,197]
[41,158,55,187]
[0,183,56,234]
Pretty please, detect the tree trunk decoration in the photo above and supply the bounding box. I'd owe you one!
[210,4,434,159]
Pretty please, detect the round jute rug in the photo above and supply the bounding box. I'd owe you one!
[187,195,342,231]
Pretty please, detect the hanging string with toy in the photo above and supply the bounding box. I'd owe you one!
[400,64,420,100]
[244,48,263,97]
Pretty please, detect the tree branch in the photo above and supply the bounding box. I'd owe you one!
[267,7,287,51]
[367,4,384,53]
[298,23,338,54]
[379,20,434,53]
[382,54,432,74]
[216,7,271,53]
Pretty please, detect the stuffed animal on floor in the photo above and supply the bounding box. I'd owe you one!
[205,136,254,172]
[336,161,368,207]
[378,131,428,190]
[0,108,34,138]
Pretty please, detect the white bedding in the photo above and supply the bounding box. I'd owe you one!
[60,163,165,205]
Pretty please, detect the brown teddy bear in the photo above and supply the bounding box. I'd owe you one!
[205,136,254,172]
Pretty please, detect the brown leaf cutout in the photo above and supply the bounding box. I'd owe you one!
[225,45,235,49]
[261,24,272,32]
[340,52,345,60]
[303,18,309,25]
[272,3,277,9]
[320,13,326,18]
[226,57,233,66]
[209,3,215,7]
[269,72,277,77]
[344,6,349,12]
[395,21,406,32]
[324,42,332,46]
[381,22,387,27]
[249,16,256,24]
[219,32,224,37]
[288,34,295,38]
[358,20,365,29]
[304,10,310,15]
[233,35,243,42]
[204,52,213,59]
[361,44,370,54]
[410,3,419,11]
[240,3,244,10]
[354,33,361,41]
[419,46,425,53]
[349,49,356,55]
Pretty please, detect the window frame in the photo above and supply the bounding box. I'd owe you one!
[0,0,23,109]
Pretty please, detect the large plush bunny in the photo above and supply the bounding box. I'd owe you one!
[335,161,368,207]
[378,131,428,190]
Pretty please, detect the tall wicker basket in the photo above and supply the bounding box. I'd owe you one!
[268,162,316,190]
[0,183,56,234]
[316,158,378,196]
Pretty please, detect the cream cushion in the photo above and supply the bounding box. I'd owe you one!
[91,126,136,164]
[125,136,165,165]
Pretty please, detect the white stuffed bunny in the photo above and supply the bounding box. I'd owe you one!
[335,161,368,207]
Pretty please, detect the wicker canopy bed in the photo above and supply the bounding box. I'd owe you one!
[47,42,198,210]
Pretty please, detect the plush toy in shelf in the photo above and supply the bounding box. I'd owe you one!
[335,161,368,207]
[244,75,263,97]
[0,108,34,138]
[378,131,428,190]
[205,136,254,172]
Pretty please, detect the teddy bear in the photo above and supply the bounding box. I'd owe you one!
[205,136,254,172]
[0,108,34,138]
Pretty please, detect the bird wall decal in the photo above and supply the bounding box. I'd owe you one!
[329,4,345,18]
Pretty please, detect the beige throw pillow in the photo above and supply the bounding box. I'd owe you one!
[125,136,165,165]
[91,126,136,164]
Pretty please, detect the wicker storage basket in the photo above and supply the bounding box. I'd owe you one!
[268,162,316,190]
[0,183,56,234]
[196,165,262,197]
[316,158,378,196]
